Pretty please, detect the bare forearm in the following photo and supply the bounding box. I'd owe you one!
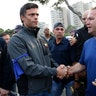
[70,63,85,74]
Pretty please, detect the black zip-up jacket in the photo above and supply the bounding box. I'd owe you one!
[8,26,58,95]
[74,26,93,61]
[0,37,15,90]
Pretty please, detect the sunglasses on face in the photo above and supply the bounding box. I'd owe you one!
[55,28,64,31]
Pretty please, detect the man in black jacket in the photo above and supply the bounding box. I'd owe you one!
[70,10,93,59]
[73,10,92,61]
[8,3,67,96]
[0,37,15,96]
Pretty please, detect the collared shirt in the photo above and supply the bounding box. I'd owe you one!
[49,37,75,66]
[48,37,75,83]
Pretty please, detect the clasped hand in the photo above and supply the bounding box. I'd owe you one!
[56,65,73,79]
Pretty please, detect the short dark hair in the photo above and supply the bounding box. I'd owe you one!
[20,3,38,16]
[0,32,9,37]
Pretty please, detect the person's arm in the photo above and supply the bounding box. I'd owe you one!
[68,63,85,75]
[1,38,15,90]
[0,38,15,95]
[8,35,66,79]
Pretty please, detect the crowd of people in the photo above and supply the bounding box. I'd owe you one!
[0,2,96,96]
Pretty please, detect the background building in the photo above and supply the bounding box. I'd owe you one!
[51,7,69,29]
[38,22,49,36]
[50,1,92,30]
[29,1,93,37]
[70,1,92,29]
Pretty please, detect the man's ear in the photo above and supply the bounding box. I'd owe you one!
[20,15,25,23]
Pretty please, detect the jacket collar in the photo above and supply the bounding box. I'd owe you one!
[54,37,66,44]
[22,26,40,37]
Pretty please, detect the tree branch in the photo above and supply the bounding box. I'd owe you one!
[64,0,82,22]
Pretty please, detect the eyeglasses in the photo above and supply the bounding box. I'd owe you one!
[55,28,64,31]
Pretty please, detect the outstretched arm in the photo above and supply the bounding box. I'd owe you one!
[68,63,85,75]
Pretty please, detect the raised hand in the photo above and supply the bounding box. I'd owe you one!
[69,37,77,46]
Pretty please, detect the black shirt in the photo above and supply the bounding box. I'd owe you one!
[0,37,15,90]
[74,26,93,62]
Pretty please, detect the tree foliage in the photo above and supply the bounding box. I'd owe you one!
[0,28,4,33]
[0,28,13,36]
[29,0,82,21]
[65,25,76,36]
[5,29,14,36]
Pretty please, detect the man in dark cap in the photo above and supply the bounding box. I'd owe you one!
[48,22,75,96]
[53,22,64,29]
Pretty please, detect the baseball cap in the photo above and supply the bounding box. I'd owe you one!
[53,22,64,29]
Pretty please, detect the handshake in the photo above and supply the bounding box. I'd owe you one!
[56,64,73,79]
